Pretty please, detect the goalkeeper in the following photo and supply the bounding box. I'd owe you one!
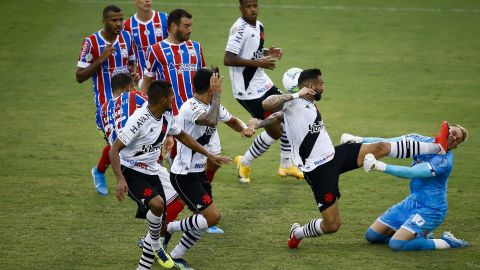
[341,124,470,251]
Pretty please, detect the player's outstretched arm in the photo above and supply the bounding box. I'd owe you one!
[366,156,435,179]
[195,74,223,127]
[251,112,284,130]
[225,117,255,138]
[109,139,129,201]
[174,131,232,166]
[262,87,316,112]
[141,75,154,94]
[224,51,276,70]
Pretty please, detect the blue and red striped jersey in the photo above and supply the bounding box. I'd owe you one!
[77,30,135,108]
[123,11,168,80]
[144,40,205,115]
[96,90,147,146]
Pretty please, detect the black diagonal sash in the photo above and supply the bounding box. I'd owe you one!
[298,109,322,165]
[191,127,215,160]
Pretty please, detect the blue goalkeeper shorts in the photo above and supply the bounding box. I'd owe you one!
[378,197,446,238]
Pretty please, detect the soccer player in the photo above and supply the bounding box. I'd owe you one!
[123,0,168,84]
[341,125,471,251]
[167,68,255,268]
[76,5,137,195]
[109,80,230,269]
[253,68,450,248]
[224,0,302,183]
[141,8,204,115]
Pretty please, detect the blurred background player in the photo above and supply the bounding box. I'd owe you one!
[224,0,302,183]
[76,5,137,195]
[109,80,230,270]
[167,68,255,268]
[254,68,450,249]
[342,125,471,251]
[123,0,168,85]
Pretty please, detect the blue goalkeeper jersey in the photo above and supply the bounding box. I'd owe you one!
[403,133,453,212]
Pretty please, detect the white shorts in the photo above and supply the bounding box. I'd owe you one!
[158,165,179,205]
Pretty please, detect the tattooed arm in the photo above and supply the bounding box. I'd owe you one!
[248,112,284,131]
[262,87,317,112]
[195,73,223,127]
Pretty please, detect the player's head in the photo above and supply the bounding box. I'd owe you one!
[132,0,152,13]
[448,124,468,149]
[239,0,258,24]
[111,73,134,96]
[167,9,193,42]
[193,67,220,95]
[147,80,173,110]
[298,68,324,101]
[102,5,123,35]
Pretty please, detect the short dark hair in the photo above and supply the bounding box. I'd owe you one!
[298,68,322,88]
[111,73,133,93]
[193,67,220,94]
[167,9,192,29]
[103,5,122,18]
[148,80,172,105]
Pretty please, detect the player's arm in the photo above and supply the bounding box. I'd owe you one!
[262,87,317,112]
[173,131,231,166]
[224,117,255,138]
[224,51,276,70]
[383,163,435,179]
[76,44,115,83]
[194,74,223,127]
[109,139,129,201]
[247,112,284,131]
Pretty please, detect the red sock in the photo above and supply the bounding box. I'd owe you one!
[97,145,111,173]
[206,168,217,184]
[166,197,185,222]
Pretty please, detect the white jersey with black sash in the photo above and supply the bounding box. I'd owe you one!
[282,98,335,172]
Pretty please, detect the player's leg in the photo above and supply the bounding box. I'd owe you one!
[365,220,395,244]
[288,163,340,248]
[91,144,110,195]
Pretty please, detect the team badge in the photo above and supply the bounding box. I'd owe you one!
[155,27,163,37]
[188,48,196,56]
[85,53,93,62]
[146,60,151,69]
[144,29,150,36]
[121,48,128,58]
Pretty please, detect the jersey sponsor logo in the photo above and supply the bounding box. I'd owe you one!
[204,126,216,136]
[177,63,197,74]
[130,113,151,134]
[126,159,149,170]
[252,49,264,60]
[155,27,163,37]
[194,163,205,169]
[233,26,245,43]
[313,152,335,166]
[308,121,326,134]
[141,144,161,153]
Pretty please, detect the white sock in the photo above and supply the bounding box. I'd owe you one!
[388,141,440,158]
[146,210,163,250]
[294,219,324,240]
[242,131,276,166]
[170,230,202,259]
[280,131,292,168]
[433,239,451,249]
[167,214,209,234]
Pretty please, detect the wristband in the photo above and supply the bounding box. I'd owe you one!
[292,93,300,99]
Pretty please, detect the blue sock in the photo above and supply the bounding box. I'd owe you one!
[365,228,391,244]
[389,238,435,251]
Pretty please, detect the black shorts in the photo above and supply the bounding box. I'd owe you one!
[122,166,166,219]
[304,143,362,212]
[170,171,213,212]
[236,86,282,119]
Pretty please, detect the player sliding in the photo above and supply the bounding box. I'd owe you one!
[252,68,450,249]
[109,80,230,269]
[340,125,470,251]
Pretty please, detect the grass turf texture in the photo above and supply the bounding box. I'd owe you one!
[0,0,479,269]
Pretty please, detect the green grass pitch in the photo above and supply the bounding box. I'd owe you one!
[0,0,479,269]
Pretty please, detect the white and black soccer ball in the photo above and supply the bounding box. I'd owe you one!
[282,67,303,93]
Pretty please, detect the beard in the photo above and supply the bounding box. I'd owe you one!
[314,93,322,101]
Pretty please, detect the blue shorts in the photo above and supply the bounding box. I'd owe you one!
[378,197,446,238]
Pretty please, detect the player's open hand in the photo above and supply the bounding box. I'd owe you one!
[208,154,231,167]
[268,47,283,59]
[210,73,223,94]
[116,178,128,202]
[298,87,316,99]
[100,44,115,62]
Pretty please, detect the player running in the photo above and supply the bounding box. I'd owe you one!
[166,68,255,268]
[76,5,137,195]
[109,80,230,269]
[224,0,302,183]
[251,68,450,248]
[341,125,470,251]
[123,0,168,84]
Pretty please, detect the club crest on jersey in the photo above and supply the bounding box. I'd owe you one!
[85,53,93,62]
[144,29,150,36]
[188,48,196,56]
[155,27,163,37]
[121,48,128,58]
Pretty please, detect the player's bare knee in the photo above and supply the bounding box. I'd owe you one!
[372,142,390,156]
[148,197,165,215]
[322,219,341,233]
[205,210,221,226]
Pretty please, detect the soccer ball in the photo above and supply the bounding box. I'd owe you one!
[282,67,303,93]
